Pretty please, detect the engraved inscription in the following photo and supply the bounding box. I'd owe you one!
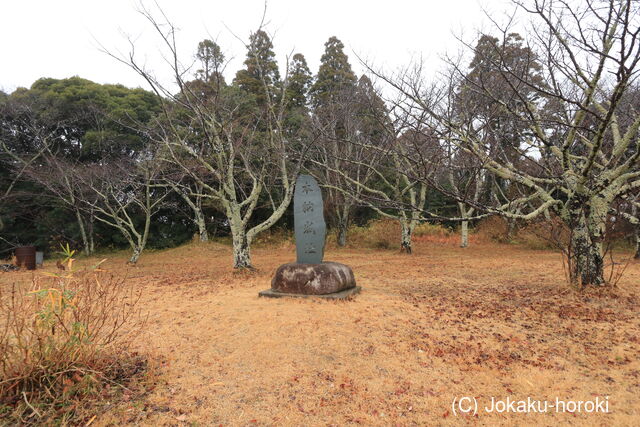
[294,175,326,264]
[303,221,315,235]
[302,201,314,213]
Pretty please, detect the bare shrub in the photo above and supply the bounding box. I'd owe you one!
[516,217,570,250]
[477,215,631,288]
[330,219,455,250]
[412,223,457,245]
[476,215,566,249]
[252,228,294,248]
[475,216,511,243]
[342,219,399,250]
[0,257,146,423]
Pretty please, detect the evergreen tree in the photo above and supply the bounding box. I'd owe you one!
[456,32,544,227]
[233,30,280,105]
[308,38,365,247]
[354,75,388,144]
[458,33,543,154]
[286,53,312,109]
[195,39,226,87]
[282,53,312,142]
[310,36,356,107]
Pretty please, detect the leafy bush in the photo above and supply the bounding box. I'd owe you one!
[0,247,146,424]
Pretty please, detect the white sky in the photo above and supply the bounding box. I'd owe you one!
[0,0,516,93]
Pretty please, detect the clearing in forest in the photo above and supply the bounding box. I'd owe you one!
[5,240,637,426]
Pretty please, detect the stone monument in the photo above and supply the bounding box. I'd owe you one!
[259,175,360,299]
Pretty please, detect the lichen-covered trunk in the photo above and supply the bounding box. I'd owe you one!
[337,223,347,247]
[232,229,252,269]
[336,207,349,247]
[506,217,517,241]
[460,220,469,248]
[634,227,640,259]
[75,208,90,255]
[128,210,152,265]
[129,246,142,264]
[457,203,472,248]
[88,216,95,254]
[400,220,413,254]
[229,210,252,268]
[195,209,208,242]
[570,229,604,286]
[568,200,606,286]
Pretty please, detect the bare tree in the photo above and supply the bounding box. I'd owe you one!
[25,155,97,254]
[104,7,308,268]
[444,147,487,248]
[309,80,372,247]
[316,127,433,253]
[373,0,640,286]
[84,152,169,264]
[615,191,640,258]
[159,157,211,242]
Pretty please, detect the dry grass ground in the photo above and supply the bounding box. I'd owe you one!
[2,238,639,426]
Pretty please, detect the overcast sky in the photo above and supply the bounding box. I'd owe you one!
[0,0,516,93]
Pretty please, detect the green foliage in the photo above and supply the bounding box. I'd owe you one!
[58,242,76,264]
[0,77,166,256]
[196,39,225,85]
[456,33,544,206]
[21,77,161,160]
[286,53,312,109]
[233,30,280,105]
[310,36,357,107]
[353,74,388,143]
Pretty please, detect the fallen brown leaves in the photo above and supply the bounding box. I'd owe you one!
[3,240,639,426]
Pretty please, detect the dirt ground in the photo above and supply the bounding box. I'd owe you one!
[4,239,640,426]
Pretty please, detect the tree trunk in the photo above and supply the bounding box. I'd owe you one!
[88,215,95,254]
[634,227,640,259]
[336,207,349,247]
[400,220,413,254]
[457,203,472,248]
[128,207,152,265]
[334,200,351,247]
[232,229,252,269]
[173,185,209,243]
[337,222,347,247]
[570,229,605,286]
[75,208,90,255]
[568,203,606,286]
[129,246,142,264]
[506,217,517,241]
[195,209,208,242]
[460,220,469,248]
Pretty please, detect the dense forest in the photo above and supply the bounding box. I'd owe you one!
[2,0,640,286]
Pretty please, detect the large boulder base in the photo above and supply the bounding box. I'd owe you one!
[267,261,356,295]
